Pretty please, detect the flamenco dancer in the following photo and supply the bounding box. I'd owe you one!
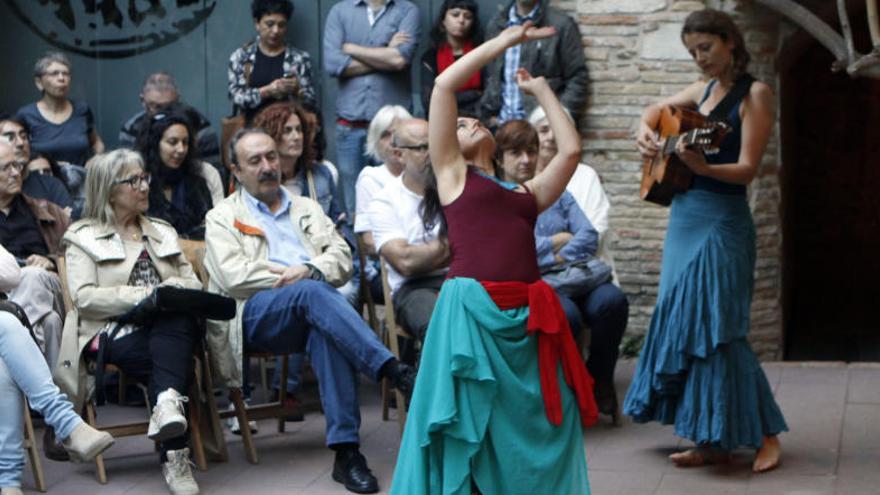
[624,9,787,472]
[389,22,598,495]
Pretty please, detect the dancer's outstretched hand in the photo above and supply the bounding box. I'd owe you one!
[499,21,556,47]
[515,68,549,96]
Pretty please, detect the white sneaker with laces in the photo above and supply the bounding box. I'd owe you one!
[148,388,188,441]
[225,402,258,435]
[162,448,199,495]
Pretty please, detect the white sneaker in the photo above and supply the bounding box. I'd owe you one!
[225,402,257,435]
[148,388,188,442]
[1,487,24,495]
[61,422,115,462]
[162,448,199,495]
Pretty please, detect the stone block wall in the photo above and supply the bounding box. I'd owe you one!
[553,0,784,359]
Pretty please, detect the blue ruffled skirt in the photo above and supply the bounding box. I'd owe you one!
[623,190,787,450]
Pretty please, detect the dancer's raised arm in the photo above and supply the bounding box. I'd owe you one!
[429,22,556,204]
[519,69,582,212]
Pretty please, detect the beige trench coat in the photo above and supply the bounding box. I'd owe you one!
[54,216,202,412]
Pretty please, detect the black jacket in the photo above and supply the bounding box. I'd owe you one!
[480,1,588,124]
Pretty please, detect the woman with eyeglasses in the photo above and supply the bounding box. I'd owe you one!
[14,52,105,166]
[57,149,204,495]
[135,105,224,240]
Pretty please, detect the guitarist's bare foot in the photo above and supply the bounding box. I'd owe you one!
[669,447,731,467]
[753,435,781,473]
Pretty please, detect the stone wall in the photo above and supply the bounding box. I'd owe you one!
[555,0,784,359]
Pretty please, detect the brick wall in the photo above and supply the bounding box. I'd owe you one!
[554,0,784,359]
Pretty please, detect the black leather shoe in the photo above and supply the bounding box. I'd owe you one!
[42,426,71,462]
[332,449,379,494]
[390,362,416,403]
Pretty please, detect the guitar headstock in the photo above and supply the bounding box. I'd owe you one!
[682,121,731,154]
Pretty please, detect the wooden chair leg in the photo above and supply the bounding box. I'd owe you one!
[22,398,47,492]
[381,377,391,421]
[117,368,127,406]
[188,385,208,471]
[199,350,228,463]
[85,401,108,484]
[277,356,288,434]
[229,388,258,464]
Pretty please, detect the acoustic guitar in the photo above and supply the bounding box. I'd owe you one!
[639,105,731,206]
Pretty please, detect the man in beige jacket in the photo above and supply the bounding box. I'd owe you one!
[204,129,414,494]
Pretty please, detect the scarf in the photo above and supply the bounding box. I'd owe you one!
[437,40,481,92]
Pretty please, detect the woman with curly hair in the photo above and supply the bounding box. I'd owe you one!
[135,105,224,240]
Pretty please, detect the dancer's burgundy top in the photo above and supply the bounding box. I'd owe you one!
[443,167,541,283]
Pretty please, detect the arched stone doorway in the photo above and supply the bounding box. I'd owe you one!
[778,5,880,360]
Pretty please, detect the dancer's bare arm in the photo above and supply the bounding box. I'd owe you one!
[429,22,556,204]
[520,70,581,213]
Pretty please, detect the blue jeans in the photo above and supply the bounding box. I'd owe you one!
[242,280,393,445]
[557,282,630,383]
[334,123,369,221]
[0,312,82,488]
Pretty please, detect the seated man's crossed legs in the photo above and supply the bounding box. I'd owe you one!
[241,279,415,494]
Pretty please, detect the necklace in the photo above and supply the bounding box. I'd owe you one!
[130,232,141,241]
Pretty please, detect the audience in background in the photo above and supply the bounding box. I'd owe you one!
[495,119,628,420]
[15,52,105,213]
[204,128,415,494]
[481,0,588,128]
[59,149,203,495]
[135,106,224,240]
[228,0,317,124]
[369,119,449,344]
[354,105,412,302]
[0,115,73,212]
[420,0,484,118]
[120,72,221,169]
[323,0,420,220]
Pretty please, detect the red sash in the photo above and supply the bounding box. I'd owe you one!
[480,280,599,427]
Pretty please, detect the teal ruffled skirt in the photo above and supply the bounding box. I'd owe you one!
[390,278,589,495]
[623,190,787,450]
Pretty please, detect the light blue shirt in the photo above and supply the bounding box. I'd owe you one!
[242,188,311,267]
[534,191,599,268]
[323,0,420,121]
[500,3,540,123]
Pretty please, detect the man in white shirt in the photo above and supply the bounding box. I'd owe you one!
[369,119,449,342]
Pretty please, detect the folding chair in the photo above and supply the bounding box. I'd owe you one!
[378,256,418,434]
[22,397,46,493]
[57,254,211,484]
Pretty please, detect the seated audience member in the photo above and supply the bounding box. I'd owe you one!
[204,128,414,494]
[15,52,104,212]
[120,72,221,166]
[0,115,72,211]
[59,149,204,495]
[528,106,616,271]
[354,105,412,303]
[0,248,113,495]
[135,106,224,240]
[228,0,317,123]
[370,119,449,343]
[0,142,67,368]
[495,120,629,417]
[253,101,353,409]
[420,0,484,117]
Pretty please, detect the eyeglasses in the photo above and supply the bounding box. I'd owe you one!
[31,168,53,176]
[0,161,24,174]
[113,173,151,188]
[393,142,429,152]
[0,130,29,143]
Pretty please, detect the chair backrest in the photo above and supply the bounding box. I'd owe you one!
[56,255,75,314]
[356,234,380,334]
[178,239,209,289]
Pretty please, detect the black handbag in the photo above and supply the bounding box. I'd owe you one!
[94,286,236,404]
[541,256,613,298]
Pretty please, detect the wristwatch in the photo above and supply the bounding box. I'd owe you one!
[305,264,324,281]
